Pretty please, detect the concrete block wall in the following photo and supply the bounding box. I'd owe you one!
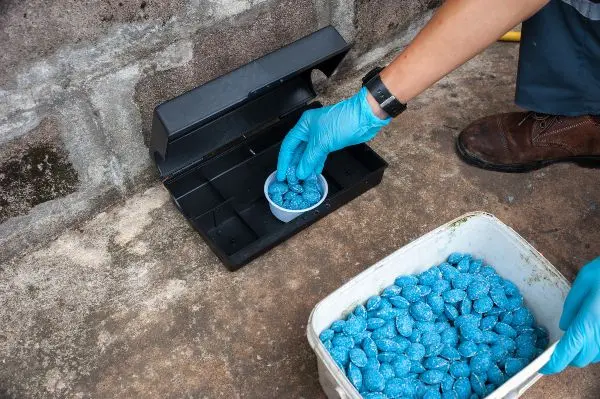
[0,0,438,262]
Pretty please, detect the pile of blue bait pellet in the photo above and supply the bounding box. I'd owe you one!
[319,253,549,399]
[268,145,323,210]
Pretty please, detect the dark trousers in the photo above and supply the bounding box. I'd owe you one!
[516,0,600,115]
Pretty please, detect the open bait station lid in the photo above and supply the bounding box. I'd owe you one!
[150,26,388,270]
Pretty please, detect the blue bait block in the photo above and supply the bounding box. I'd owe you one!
[411,360,427,374]
[442,391,459,399]
[349,348,368,367]
[441,328,459,347]
[467,278,490,300]
[407,343,426,361]
[380,363,395,380]
[452,273,473,290]
[432,279,452,294]
[402,285,423,303]
[377,352,398,363]
[411,302,435,322]
[375,339,405,353]
[487,363,506,385]
[449,362,471,378]
[382,285,402,298]
[440,263,460,280]
[460,325,484,343]
[393,335,411,352]
[481,315,498,331]
[473,297,494,314]
[376,307,400,321]
[502,279,520,296]
[330,346,350,368]
[444,304,459,321]
[301,189,321,205]
[389,295,411,309]
[443,289,467,304]
[384,377,413,398]
[460,298,472,315]
[440,346,461,362]
[268,181,289,195]
[490,286,509,308]
[512,307,534,327]
[344,316,367,336]
[289,183,304,193]
[417,321,437,333]
[409,329,422,343]
[453,377,472,399]
[354,304,367,319]
[392,355,411,377]
[428,294,446,315]
[447,253,464,264]
[424,388,442,399]
[395,275,419,288]
[372,322,397,340]
[395,314,415,337]
[442,373,455,392]
[332,334,354,349]
[457,257,471,273]
[367,296,383,311]
[421,369,445,385]
[470,373,486,396]
[421,331,442,346]
[494,322,517,338]
[470,352,492,375]
[504,357,528,377]
[348,363,363,390]
[424,356,450,371]
[320,329,334,342]
[425,342,445,357]
[455,314,481,329]
[271,193,284,206]
[363,337,378,358]
[364,368,386,392]
[331,320,345,332]
[469,259,483,274]
[435,321,451,333]
[367,317,385,331]
[458,341,478,358]
[367,317,386,331]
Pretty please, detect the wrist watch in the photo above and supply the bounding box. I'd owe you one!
[362,66,406,118]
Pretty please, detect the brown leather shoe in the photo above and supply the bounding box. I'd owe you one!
[456,112,600,172]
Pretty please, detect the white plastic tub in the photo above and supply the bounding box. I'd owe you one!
[307,212,571,399]
[264,171,328,223]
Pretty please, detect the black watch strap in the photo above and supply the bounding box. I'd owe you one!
[362,67,406,118]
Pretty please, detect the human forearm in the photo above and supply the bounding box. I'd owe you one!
[378,0,549,104]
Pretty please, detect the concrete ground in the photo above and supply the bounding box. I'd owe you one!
[1,42,599,398]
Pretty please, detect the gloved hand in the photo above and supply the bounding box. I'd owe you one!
[541,257,600,374]
[276,87,390,181]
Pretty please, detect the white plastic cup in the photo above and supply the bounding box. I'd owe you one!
[264,171,328,223]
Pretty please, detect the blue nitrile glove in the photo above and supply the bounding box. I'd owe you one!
[541,257,600,374]
[276,87,390,181]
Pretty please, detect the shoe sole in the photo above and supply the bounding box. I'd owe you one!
[455,139,600,173]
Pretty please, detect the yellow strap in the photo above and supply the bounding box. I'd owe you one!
[499,31,521,42]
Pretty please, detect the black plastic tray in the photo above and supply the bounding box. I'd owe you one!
[166,103,387,270]
[150,26,388,270]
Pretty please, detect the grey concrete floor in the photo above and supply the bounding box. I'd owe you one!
[1,43,599,398]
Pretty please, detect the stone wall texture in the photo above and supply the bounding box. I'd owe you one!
[0,0,437,261]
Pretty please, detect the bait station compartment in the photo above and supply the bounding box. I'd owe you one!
[150,27,388,270]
